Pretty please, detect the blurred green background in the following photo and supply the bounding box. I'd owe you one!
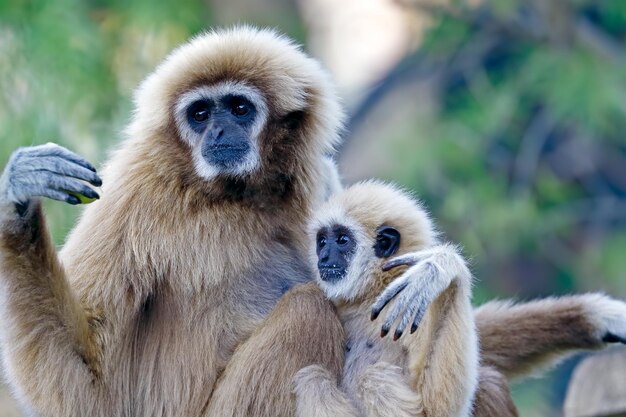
[1,0,626,416]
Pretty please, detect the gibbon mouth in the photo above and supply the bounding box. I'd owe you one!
[204,144,250,167]
[319,267,347,282]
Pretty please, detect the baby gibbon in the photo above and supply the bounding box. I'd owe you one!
[295,181,479,417]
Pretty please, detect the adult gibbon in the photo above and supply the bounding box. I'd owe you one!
[0,27,625,417]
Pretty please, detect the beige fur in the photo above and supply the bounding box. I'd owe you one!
[476,293,626,380]
[1,26,625,417]
[0,27,345,417]
[296,181,626,417]
[473,366,519,417]
[295,181,478,417]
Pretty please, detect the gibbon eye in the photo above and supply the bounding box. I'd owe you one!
[374,226,401,258]
[194,109,209,122]
[188,101,210,123]
[317,234,327,250]
[231,99,250,117]
[337,234,350,245]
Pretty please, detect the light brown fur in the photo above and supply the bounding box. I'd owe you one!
[295,182,478,417]
[1,26,626,417]
[0,27,346,417]
[475,293,626,379]
[295,182,626,417]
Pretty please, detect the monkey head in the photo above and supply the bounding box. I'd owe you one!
[121,26,345,205]
[308,181,437,303]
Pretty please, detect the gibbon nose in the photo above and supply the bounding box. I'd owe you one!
[208,125,224,141]
[318,246,331,265]
[318,247,344,270]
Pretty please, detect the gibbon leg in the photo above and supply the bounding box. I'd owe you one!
[473,367,519,417]
[357,362,424,417]
[204,283,345,417]
[475,294,626,379]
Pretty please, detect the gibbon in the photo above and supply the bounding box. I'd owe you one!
[0,26,625,417]
[294,181,626,417]
[294,181,478,417]
[0,27,346,417]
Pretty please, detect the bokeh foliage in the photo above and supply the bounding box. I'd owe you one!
[0,0,211,242]
[374,0,626,300]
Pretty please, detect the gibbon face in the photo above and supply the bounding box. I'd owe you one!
[174,82,268,179]
[125,27,344,200]
[314,224,400,282]
[308,181,437,302]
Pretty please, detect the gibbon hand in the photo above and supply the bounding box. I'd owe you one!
[371,244,471,341]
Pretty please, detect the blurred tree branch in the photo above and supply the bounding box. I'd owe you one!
[343,0,626,155]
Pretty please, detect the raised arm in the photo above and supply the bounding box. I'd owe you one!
[0,143,102,415]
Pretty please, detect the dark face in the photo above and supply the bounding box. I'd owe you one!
[316,224,401,283]
[316,225,356,282]
[185,94,258,168]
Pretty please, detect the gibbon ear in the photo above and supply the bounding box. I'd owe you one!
[374,226,401,258]
[282,110,305,130]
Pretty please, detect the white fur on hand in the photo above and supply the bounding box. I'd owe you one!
[584,294,626,344]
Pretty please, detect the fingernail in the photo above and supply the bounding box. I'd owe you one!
[370,310,379,321]
[91,177,103,187]
[393,330,402,341]
[410,324,418,334]
[84,189,100,199]
[380,327,389,338]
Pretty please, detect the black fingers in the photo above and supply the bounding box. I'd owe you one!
[26,151,102,186]
[389,293,429,341]
[375,258,444,342]
[603,332,626,344]
[30,160,102,187]
[44,173,100,200]
[379,285,416,339]
[393,292,424,339]
[66,194,81,205]
[393,329,403,341]
[381,325,390,338]
[5,143,102,206]
[20,185,77,204]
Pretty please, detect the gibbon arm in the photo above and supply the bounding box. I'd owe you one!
[0,144,102,414]
[476,293,626,379]
[204,283,345,417]
[376,244,479,417]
